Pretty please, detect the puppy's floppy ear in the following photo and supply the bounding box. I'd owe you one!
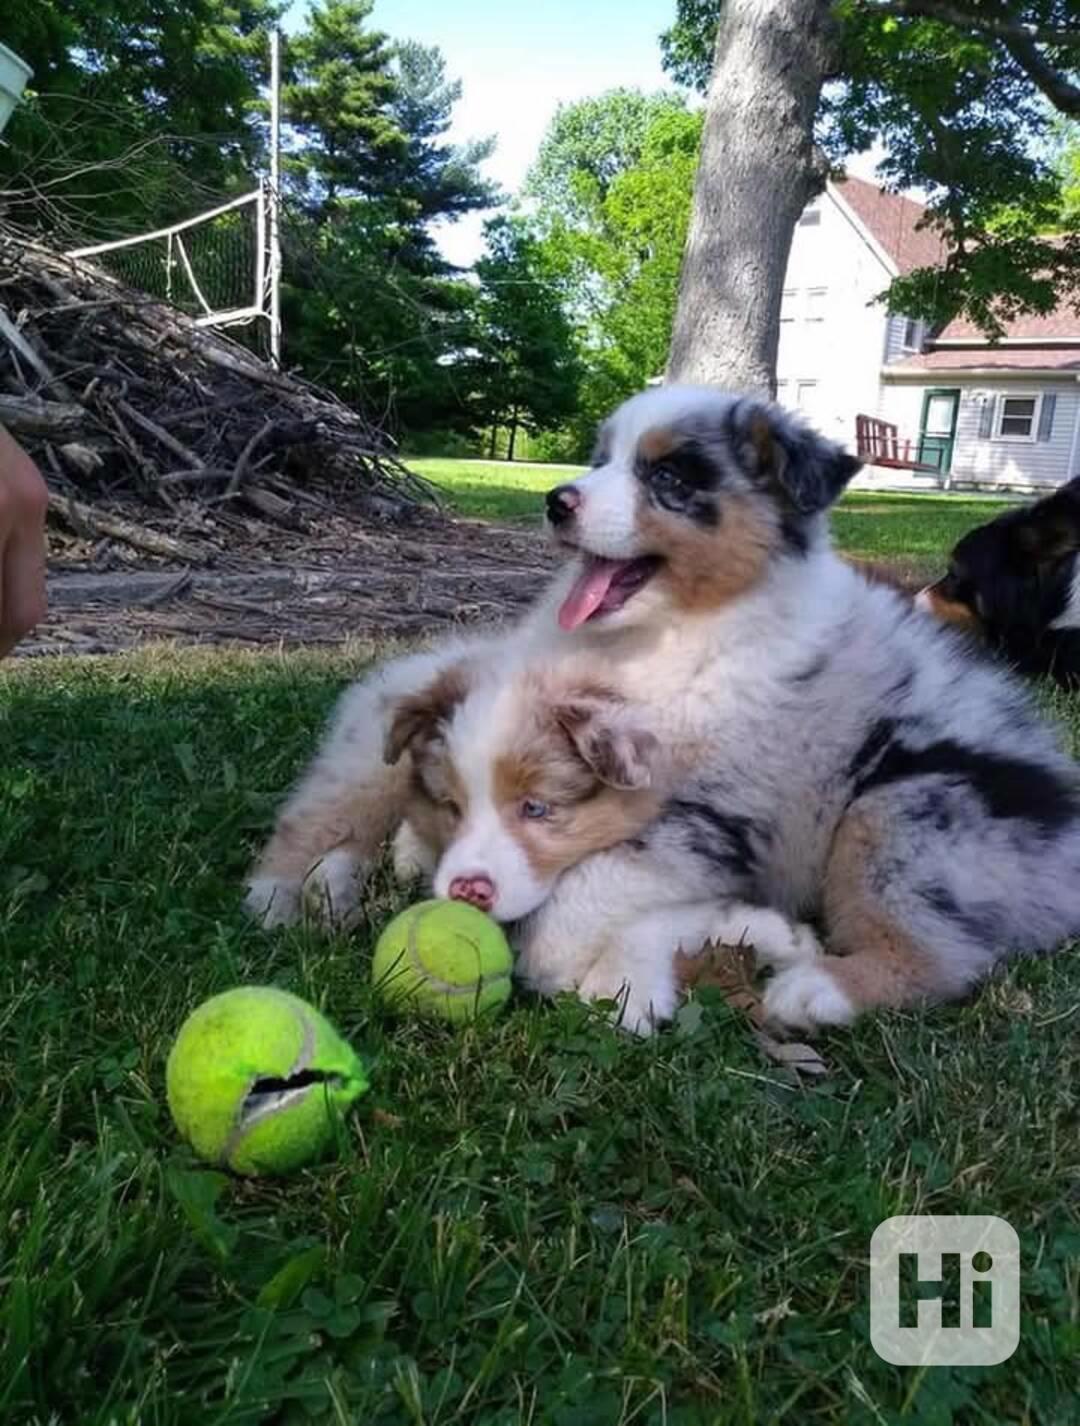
[731,398,861,515]
[1013,518,1080,565]
[383,663,470,765]
[553,689,659,791]
[1012,489,1080,565]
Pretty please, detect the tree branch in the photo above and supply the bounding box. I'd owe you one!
[869,0,1079,48]
[866,0,1080,116]
[1001,30,1080,117]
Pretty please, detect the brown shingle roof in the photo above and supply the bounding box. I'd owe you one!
[834,178,1080,349]
[888,346,1080,373]
[833,175,950,276]
[936,306,1080,342]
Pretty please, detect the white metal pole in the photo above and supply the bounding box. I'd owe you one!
[254,177,266,314]
[268,27,283,368]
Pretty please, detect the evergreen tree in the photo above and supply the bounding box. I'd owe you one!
[381,41,499,266]
[470,218,582,460]
[280,3,499,435]
[283,0,402,210]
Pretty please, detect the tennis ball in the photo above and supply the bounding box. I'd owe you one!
[372,899,513,1023]
[166,987,368,1176]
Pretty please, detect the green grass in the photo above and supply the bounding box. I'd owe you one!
[409,457,560,523]
[3,494,1079,1423]
[832,493,1013,583]
[411,458,1011,583]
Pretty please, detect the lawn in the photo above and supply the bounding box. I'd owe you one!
[409,457,560,523]
[3,496,1079,1424]
[412,457,1012,585]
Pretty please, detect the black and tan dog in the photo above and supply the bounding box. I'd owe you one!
[919,477,1080,685]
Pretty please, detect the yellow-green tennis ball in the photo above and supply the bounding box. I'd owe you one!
[166,987,368,1176]
[372,899,513,1023]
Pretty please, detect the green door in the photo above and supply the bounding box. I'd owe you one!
[917,388,960,474]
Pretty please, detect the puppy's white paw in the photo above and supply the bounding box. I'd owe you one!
[577,963,674,1037]
[768,919,824,967]
[763,962,856,1031]
[714,906,823,968]
[514,942,579,997]
[391,822,434,885]
[301,847,365,929]
[512,918,594,997]
[245,875,302,929]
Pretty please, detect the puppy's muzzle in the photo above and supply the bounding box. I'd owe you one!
[546,484,581,528]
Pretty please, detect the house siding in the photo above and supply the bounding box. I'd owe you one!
[880,379,1080,489]
[772,181,1080,489]
[881,316,928,366]
[775,190,894,449]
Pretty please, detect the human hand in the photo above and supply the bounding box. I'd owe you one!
[0,423,48,657]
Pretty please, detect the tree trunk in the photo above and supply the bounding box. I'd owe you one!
[488,422,499,460]
[506,409,518,462]
[666,0,835,396]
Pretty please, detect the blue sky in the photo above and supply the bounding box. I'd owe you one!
[285,0,674,264]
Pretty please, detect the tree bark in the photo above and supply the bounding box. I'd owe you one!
[666,0,836,395]
[507,408,518,462]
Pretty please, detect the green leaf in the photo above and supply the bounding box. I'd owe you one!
[165,1164,238,1265]
[256,1244,328,1311]
[675,1000,704,1038]
[173,742,198,784]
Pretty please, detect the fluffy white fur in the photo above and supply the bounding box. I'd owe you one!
[249,384,1080,1035]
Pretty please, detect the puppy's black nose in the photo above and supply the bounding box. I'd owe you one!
[546,484,582,526]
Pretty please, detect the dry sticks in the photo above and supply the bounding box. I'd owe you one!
[0,225,436,562]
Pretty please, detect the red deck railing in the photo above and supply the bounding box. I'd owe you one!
[855,414,939,472]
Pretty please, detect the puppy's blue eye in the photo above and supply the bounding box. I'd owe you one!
[651,466,691,505]
[521,798,550,820]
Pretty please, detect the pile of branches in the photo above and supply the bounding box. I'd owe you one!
[0,225,435,565]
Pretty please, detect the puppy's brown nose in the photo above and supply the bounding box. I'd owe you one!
[448,875,495,913]
[546,484,581,527]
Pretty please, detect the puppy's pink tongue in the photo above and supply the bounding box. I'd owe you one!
[558,557,623,631]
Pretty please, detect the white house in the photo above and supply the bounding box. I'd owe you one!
[777,176,1080,492]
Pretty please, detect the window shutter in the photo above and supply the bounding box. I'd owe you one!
[977,396,996,440]
[1037,393,1057,442]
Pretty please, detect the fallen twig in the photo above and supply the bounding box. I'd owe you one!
[0,304,73,399]
[48,491,210,564]
[0,393,86,438]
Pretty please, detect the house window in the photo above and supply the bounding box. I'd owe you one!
[901,318,920,350]
[780,289,798,323]
[994,394,1042,442]
[806,288,827,322]
[798,206,821,227]
[795,380,818,411]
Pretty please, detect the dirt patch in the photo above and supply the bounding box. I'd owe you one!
[20,497,925,658]
[22,498,558,656]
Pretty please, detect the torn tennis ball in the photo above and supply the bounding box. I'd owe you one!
[166,987,368,1175]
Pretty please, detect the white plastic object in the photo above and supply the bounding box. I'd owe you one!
[0,43,32,138]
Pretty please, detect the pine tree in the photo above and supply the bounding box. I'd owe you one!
[380,40,499,266]
[470,218,582,460]
[280,5,499,435]
[283,0,403,210]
